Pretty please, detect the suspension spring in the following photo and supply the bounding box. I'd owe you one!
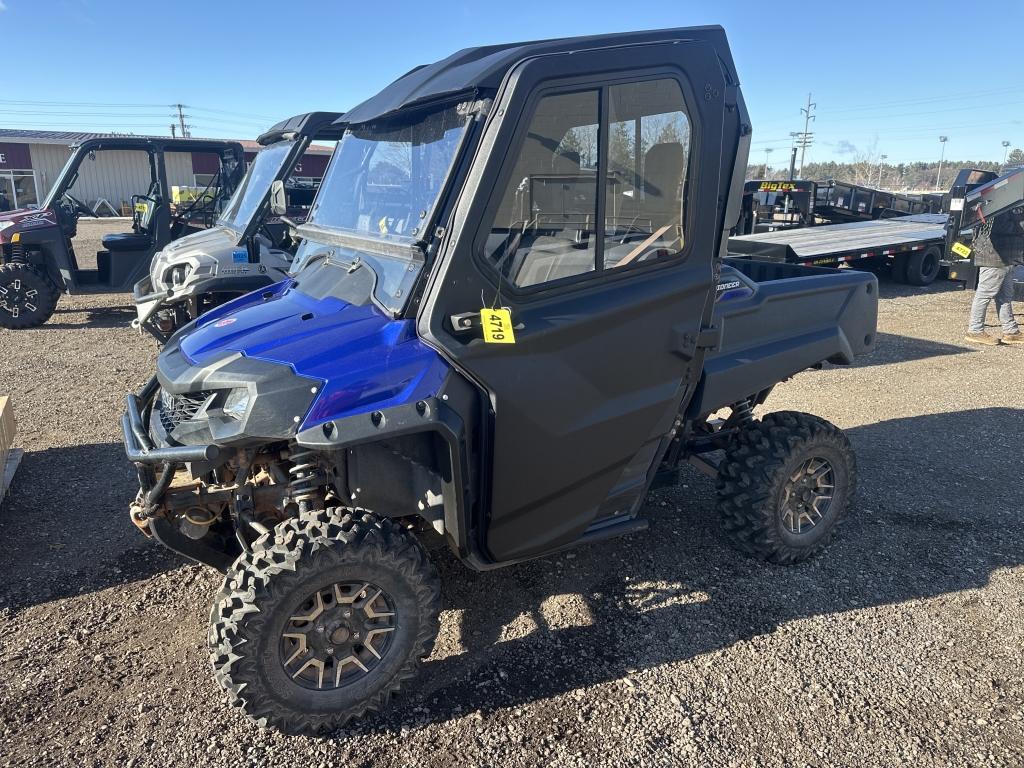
[287,448,321,513]
[730,399,755,426]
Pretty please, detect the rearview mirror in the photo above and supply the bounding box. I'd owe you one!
[269,179,287,216]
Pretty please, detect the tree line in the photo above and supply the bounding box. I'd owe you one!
[748,148,1024,191]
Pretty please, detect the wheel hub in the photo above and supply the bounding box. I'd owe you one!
[780,456,835,534]
[0,277,38,318]
[279,581,397,691]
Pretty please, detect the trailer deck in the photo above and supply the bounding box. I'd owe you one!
[728,213,948,266]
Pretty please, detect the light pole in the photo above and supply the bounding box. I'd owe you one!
[1002,140,1011,164]
[763,147,773,179]
[876,154,888,188]
[935,136,948,191]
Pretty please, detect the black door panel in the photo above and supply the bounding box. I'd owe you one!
[421,40,729,563]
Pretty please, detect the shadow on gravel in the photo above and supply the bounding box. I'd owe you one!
[0,441,178,611]
[41,305,135,330]
[876,278,964,301]
[343,407,1024,736]
[853,331,974,367]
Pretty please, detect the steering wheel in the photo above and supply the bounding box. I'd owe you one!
[62,191,94,217]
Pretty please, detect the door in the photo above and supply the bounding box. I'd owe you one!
[421,41,730,562]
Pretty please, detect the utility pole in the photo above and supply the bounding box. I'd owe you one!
[798,93,816,178]
[1002,140,1011,164]
[876,154,887,188]
[763,147,773,179]
[788,132,800,180]
[169,124,176,138]
[935,136,948,191]
[174,104,190,138]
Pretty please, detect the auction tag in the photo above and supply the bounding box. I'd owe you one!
[480,308,516,344]
[951,241,972,258]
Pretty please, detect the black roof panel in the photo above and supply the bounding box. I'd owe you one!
[339,26,736,125]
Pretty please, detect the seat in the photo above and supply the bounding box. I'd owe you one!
[102,232,153,252]
[642,143,685,229]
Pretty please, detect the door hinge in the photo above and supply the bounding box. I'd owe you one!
[672,324,720,360]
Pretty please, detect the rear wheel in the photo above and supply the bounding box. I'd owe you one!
[209,509,441,734]
[0,262,59,329]
[716,411,856,564]
[903,247,941,286]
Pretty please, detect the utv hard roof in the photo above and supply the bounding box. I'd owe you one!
[257,111,347,146]
[337,26,738,126]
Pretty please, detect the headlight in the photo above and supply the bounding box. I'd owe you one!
[0,221,15,232]
[222,388,251,420]
[168,264,191,287]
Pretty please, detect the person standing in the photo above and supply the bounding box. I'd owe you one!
[964,206,1024,346]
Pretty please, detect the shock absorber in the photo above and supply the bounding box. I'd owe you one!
[730,399,755,427]
[286,447,322,514]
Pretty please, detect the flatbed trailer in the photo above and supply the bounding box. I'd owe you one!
[728,213,949,285]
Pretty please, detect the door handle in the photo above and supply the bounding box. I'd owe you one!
[449,311,481,336]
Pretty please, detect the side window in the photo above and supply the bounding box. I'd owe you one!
[482,78,691,290]
[483,90,600,288]
[604,79,690,271]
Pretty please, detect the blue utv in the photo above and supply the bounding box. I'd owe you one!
[122,26,878,733]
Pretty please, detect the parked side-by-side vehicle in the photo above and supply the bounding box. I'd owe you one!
[132,112,345,340]
[121,27,878,733]
[0,137,244,329]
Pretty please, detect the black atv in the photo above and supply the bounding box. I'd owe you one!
[0,137,244,329]
[122,27,877,734]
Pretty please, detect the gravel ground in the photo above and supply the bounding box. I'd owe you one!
[1,220,1022,767]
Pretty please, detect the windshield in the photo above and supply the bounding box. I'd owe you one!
[218,139,297,232]
[292,103,469,314]
[305,104,466,242]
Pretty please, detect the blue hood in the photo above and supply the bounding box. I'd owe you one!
[179,281,450,429]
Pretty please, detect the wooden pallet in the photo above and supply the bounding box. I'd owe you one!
[0,448,22,507]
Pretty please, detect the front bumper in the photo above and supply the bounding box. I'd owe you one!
[121,378,220,465]
[131,276,173,332]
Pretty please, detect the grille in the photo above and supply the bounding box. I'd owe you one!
[159,389,215,431]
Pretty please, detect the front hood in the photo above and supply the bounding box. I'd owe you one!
[178,281,449,428]
[160,225,239,258]
[0,208,57,239]
[149,225,242,290]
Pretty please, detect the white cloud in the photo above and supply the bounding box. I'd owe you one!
[0,2,8,10]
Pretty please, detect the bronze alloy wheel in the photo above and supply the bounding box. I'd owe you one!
[779,457,835,535]
[280,581,397,690]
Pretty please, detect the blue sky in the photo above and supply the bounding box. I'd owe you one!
[1,0,1021,165]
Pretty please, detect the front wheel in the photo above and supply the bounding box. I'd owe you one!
[209,509,441,734]
[716,411,856,564]
[0,262,59,329]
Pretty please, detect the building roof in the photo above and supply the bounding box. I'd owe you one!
[0,128,110,145]
[340,26,736,125]
[0,128,335,153]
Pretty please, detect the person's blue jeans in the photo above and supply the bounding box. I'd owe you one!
[968,266,1019,334]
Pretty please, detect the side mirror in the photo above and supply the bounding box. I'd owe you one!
[269,179,287,216]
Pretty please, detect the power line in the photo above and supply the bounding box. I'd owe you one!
[0,98,169,108]
[189,105,279,121]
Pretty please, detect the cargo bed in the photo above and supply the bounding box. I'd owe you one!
[691,259,878,416]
